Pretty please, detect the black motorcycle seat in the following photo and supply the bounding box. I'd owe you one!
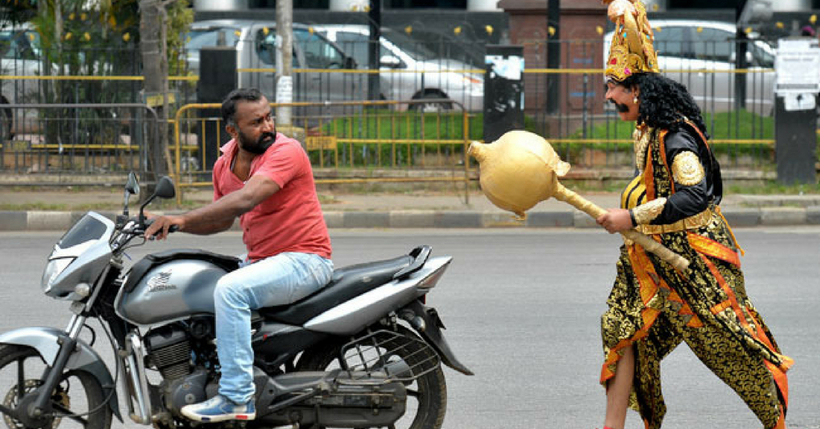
[123,249,241,293]
[257,254,414,326]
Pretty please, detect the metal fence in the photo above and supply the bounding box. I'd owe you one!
[0,35,788,183]
[514,38,776,172]
[521,68,776,171]
[0,103,158,178]
[0,42,144,104]
[173,99,473,200]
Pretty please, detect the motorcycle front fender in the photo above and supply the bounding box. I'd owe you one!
[402,301,474,376]
[0,326,122,422]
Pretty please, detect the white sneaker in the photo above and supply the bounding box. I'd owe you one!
[180,394,256,423]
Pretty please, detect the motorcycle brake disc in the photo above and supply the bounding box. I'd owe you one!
[2,380,69,429]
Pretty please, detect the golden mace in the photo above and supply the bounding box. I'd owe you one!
[469,130,689,272]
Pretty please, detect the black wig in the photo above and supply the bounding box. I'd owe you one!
[619,73,710,139]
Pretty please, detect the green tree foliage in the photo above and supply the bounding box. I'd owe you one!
[1,0,191,81]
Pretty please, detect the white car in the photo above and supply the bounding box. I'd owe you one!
[184,23,243,77]
[185,19,388,120]
[0,27,44,138]
[313,24,484,112]
[604,20,776,115]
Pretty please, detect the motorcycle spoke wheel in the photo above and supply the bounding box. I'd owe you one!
[297,326,447,429]
[0,345,112,429]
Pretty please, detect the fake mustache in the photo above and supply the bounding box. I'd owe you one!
[609,99,630,113]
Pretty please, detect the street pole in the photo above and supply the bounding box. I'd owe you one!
[368,0,382,101]
[735,27,748,111]
[546,0,561,115]
[276,0,293,126]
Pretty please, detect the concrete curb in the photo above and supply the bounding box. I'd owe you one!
[0,208,818,231]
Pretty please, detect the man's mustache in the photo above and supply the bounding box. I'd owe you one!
[609,99,631,113]
[259,132,275,144]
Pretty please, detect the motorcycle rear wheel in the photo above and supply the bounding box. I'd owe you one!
[0,344,113,429]
[296,326,447,429]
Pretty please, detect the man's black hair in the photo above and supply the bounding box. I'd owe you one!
[221,88,265,126]
[619,73,710,139]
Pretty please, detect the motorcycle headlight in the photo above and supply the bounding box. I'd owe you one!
[41,257,74,293]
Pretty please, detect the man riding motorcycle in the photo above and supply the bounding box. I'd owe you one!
[146,87,333,423]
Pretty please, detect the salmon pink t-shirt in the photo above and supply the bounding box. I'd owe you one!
[212,133,331,261]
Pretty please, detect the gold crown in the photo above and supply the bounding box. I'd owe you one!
[604,0,659,82]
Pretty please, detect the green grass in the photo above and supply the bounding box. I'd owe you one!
[704,110,774,141]
[727,181,820,195]
[313,110,482,167]
[572,110,774,140]
[567,110,784,162]
[311,108,818,173]
[317,109,783,149]
[317,110,545,142]
[319,110,483,140]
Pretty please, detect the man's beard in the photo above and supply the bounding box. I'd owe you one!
[610,99,630,113]
[238,129,276,154]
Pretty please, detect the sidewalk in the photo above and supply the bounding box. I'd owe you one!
[1,187,819,231]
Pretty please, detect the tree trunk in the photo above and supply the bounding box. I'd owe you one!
[39,0,61,146]
[139,0,168,185]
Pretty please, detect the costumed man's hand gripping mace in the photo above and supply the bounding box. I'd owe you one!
[469,130,689,272]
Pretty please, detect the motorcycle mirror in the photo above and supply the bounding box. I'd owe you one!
[154,176,176,199]
[125,172,140,196]
[123,172,140,217]
[139,176,176,225]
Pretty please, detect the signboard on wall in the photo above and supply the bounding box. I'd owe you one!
[775,38,820,111]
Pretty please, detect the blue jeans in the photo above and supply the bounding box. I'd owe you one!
[214,252,333,404]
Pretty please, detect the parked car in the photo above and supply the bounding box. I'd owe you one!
[0,26,44,138]
[185,19,390,121]
[313,24,484,112]
[184,23,243,75]
[604,20,776,114]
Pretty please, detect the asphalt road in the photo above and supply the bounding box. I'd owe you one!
[0,227,818,429]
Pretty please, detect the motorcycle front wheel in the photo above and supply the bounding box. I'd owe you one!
[0,344,113,429]
[297,326,447,429]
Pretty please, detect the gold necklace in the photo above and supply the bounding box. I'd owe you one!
[633,125,653,170]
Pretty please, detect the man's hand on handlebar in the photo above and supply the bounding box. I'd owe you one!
[144,215,184,241]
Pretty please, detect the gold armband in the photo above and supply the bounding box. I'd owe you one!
[630,197,667,225]
[636,208,713,235]
[671,151,705,186]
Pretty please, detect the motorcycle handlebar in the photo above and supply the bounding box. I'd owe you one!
[121,217,179,240]
[140,218,180,239]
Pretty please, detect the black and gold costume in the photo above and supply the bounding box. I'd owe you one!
[601,121,792,429]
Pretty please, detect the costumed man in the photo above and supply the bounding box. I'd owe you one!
[146,88,333,422]
[594,1,792,428]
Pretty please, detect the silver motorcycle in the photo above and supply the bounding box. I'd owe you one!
[0,173,472,429]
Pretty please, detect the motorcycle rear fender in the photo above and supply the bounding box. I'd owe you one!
[402,301,474,376]
[0,327,122,422]
[303,256,452,335]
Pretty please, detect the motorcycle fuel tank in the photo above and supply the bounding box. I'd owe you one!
[115,259,229,326]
